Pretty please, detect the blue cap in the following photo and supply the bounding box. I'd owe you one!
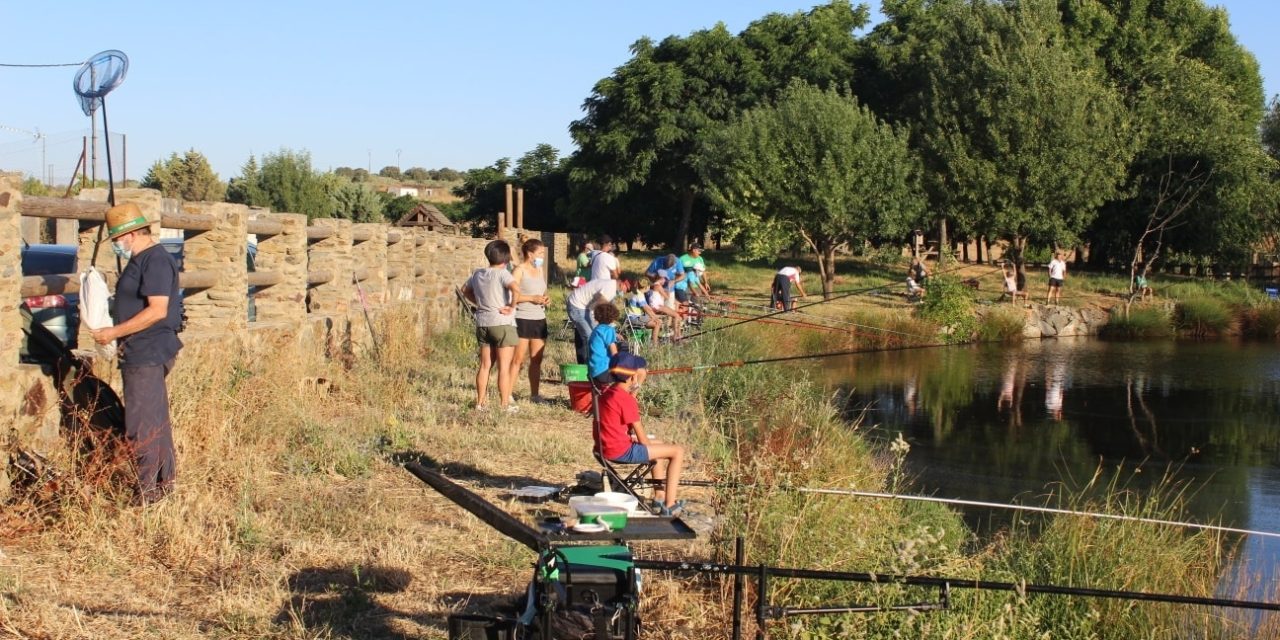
[609,352,647,382]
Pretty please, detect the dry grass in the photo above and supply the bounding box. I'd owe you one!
[0,308,719,639]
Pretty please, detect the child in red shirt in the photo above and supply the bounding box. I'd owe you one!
[595,352,684,514]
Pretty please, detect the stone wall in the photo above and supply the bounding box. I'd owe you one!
[978,303,1113,338]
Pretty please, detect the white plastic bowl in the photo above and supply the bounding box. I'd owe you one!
[594,491,641,514]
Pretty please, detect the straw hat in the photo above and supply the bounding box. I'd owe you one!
[105,202,150,240]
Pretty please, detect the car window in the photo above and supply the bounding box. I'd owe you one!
[20,246,78,276]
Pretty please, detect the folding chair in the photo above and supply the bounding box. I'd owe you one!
[590,381,662,515]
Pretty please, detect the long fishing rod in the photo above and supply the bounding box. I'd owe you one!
[727,302,935,340]
[634,557,1280,613]
[686,262,998,341]
[646,340,951,375]
[648,478,1280,541]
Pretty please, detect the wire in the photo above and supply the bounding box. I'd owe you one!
[0,61,86,68]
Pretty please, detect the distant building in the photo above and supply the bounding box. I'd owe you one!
[386,185,420,198]
[395,202,457,233]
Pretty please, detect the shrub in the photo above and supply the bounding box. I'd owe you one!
[1101,307,1173,339]
[977,306,1026,342]
[1175,296,1232,337]
[918,277,977,343]
[1240,302,1280,340]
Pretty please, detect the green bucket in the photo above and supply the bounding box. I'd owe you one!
[561,363,589,382]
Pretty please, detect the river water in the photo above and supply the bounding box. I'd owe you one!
[819,337,1280,594]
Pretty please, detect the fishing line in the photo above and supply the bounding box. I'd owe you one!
[686,262,1001,340]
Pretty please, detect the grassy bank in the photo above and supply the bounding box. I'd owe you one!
[0,258,1268,637]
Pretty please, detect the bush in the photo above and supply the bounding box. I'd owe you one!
[918,276,977,343]
[1241,302,1280,340]
[1174,296,1233,337]
[1100,307,1173,339]
[977,306,1026,342]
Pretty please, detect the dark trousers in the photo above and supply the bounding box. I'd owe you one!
[123,359,176,502]
[770,274,793,311]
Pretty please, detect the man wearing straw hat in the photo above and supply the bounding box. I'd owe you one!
[89,202,184,506]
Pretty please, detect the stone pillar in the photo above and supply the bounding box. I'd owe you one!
[180,202,249,334]
[350,223,388,307]
[0,177,22,369]
[411,229,433,301]
[517,188,524,230]
[254,212,308,325]
[386,227,415,303]
[307,218,353,315]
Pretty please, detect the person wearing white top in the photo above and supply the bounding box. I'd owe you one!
[1047,252,1067,305]
[647,279,683,341]
[770,266,807,311]
[589,235,621,282]
[566,278,618,364]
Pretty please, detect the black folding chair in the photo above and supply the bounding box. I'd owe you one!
[590,381,661,515]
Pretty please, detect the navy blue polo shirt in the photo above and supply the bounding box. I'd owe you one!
[114,242,183,367]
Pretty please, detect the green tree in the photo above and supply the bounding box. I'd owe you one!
[1262,95,1280,164]
[403,166,430,181]
[914,0,1132,263]
[429,168,463,182]
[381,193,418,222]
[1063,0,1273,268]
[21,177,49,196]
[227,149,334,219]
[378,165,402,179]
[226,155,267,207]
[698,83,925,297]
[330,181,385,222]
[141,149,226,202]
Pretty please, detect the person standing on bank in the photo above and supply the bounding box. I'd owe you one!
[512,239,551,404]
[1047,251,1067,305]
[89,203,184,506]
[769,265,807,312]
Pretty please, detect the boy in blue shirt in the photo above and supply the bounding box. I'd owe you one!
[587,303,621,385]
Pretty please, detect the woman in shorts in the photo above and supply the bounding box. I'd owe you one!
[513,239,552,403]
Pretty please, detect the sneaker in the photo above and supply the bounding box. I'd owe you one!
[473,405,488,413]
[504,403,520,414]
[529,395,552,405]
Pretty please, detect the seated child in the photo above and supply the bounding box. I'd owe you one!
[906,275,924,300]
[625,278,661,344]
[595,352,684,514]
[648,276,683,341]
[587,303,621,385]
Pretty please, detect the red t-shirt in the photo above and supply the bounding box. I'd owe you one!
[595,385,640,460]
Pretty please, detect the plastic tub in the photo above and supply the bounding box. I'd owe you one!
[568,381,594,414]
[561,363,589,382]
[594,491,641,514]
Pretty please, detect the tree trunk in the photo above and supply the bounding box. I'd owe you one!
[821,241,837,299]
[674,187,694,252]
[938,217,949,267]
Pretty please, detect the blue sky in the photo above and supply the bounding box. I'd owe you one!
[2,1,1276,185]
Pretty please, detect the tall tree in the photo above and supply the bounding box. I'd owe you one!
[698,83,925,297]
[1063,0,1273,268]
[330,182,385,222]
[914,0,1133,264]
[1262,95,1280,164]
[227,149,334,219]
[141,149,226,202]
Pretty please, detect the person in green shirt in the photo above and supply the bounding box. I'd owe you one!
[574,240,595,283]
[678,245,708,292]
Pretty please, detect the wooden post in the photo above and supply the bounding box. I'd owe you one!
[505,183,513,229]
[516,187,524,229]
[496,210,504,236]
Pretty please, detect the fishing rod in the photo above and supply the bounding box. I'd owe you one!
[635,555,1280,613]
[727,303,936,340]
[628,478,1280,541]
[645,340,952,375]
[686,262,1001,341]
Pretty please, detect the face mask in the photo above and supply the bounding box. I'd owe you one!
[533,258,545,268]
[111,241,131,260]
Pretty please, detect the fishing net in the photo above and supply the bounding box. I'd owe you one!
[72,49,128,116]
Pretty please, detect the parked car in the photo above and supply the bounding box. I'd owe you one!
[20,243,80,358]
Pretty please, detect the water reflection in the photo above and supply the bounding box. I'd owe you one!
[820,338,1280,576]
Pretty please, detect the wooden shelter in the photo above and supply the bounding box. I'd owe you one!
[396,203,456,233]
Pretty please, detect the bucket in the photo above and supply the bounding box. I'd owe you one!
[561,363,589,383]
[568,381,594,414]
